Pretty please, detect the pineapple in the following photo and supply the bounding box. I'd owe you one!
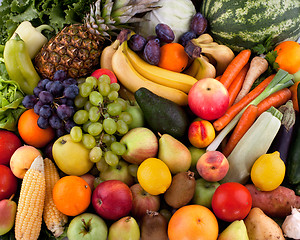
[34,0,160,79]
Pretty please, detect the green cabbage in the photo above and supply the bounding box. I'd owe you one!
[137,0,196,42]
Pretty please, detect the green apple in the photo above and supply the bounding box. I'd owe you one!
[108,216,140,240]
[52,134,93,176]
[192,178,220,208]
[127,103,144,129]
[188,146,206,172]
[99,160,134,186]
[67,213,108,240]
[120,127,158,165]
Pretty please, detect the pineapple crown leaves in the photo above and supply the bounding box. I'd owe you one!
[84,0,160,37]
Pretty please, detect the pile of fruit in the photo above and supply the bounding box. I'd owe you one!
[1,0,300,240]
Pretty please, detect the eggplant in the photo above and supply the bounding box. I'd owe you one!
[268,123,294,163]
[268,100,297,163]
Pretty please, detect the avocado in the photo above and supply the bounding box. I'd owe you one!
[134,87,189,139]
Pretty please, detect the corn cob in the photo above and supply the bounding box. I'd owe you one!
[43,158,68,237]
[15,155,45,240]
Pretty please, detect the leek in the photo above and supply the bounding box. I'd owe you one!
[207,69,294,152]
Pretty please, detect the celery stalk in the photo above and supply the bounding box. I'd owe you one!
[207,69,293,152]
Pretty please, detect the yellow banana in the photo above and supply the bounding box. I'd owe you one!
[123,42,197,93]
[112,43,188,106]
[100,39,120,71]
[100,29,134,71]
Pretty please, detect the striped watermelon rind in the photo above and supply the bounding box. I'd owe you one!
[201,0,300,52]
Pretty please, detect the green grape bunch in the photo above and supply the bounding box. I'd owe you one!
[70,74,133,167]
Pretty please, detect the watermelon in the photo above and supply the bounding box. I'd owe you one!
[201,0,300,51]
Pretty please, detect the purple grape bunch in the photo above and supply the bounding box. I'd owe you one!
[22,70,79,137]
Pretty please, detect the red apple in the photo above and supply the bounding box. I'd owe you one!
[80,173,96,192]
[92,180,132,220]
[196,151,229,182]
[0,130,22,165]
[91,69,117,83]
[188,78,229,120]
[0,165,18,201]
[130,183,160,219]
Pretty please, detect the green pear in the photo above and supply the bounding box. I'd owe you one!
[218,220,249,240]
[0,196,17,236]
[108,216,140,240]
[158,134,192,174]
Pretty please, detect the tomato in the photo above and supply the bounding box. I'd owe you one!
[211,182,252,222]
[91,68,117,83]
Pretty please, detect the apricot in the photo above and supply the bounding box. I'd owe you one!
[10,145,41,179]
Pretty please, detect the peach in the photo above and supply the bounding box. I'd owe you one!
[10,145,41,179]
[196,151,229,182]
[188,120,215,148]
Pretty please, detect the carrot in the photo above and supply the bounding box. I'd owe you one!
[227,63,249,107]
[233,56,269,104]
[215,75,222,81]
[213,74,275,131]
[222,104,258,157]
[219,49,252,89]
[256,88,292,116]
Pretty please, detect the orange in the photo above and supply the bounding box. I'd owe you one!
[158,43,189,72]
[168,205,219,240]
[289,81,300,112]
[17,109,55,148]
[274,41,300,74]
[53,175,92,216]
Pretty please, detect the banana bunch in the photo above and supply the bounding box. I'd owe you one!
[100,35,199,106]
[184,33,235,78]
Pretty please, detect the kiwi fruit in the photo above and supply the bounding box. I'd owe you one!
[141,210,168,240]
[164,171,196,208]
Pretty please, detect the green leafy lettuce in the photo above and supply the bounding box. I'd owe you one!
[0,47,25,131]
[0,0,97,45]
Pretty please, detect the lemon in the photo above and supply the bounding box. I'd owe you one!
[250,151,285,191]
[137,158,172,195]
